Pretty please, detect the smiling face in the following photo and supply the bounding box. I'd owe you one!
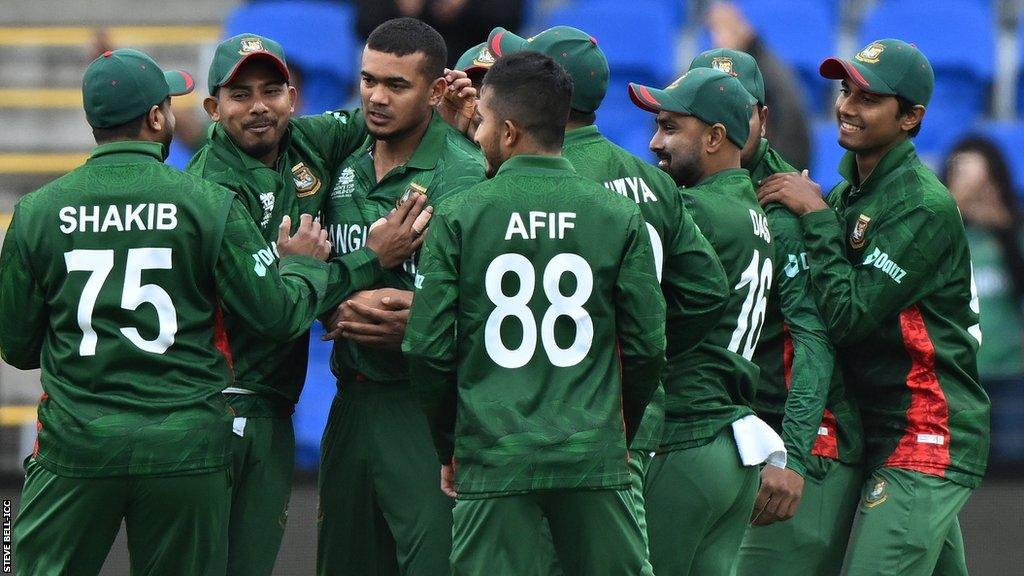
[835,80,907,155]
[649,110,706,188]
[360,47,443,142]
[205,58,295,166]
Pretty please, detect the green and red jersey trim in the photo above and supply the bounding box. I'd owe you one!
[783,324,839,459]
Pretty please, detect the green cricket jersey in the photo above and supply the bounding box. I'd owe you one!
[801,139,990,488]
[323,111,485,386]
[403,154,666,497]
[746,139,863,475]
[966,226,1024,378]
[0,141,328,477]
[187,110,380,410]
[562,125,729,452]
[662,168,774,451]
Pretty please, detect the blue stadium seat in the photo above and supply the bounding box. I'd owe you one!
[544,0,678,159]
[223,0,359,114]
[731,0,837,113]
[810,119,845,194]
[859,0,994,158]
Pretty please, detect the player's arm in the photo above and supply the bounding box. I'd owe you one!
[214,200,330,342]
[615,210,668,444]
[293,109,368,172]
[662,200,730,355]
[798,203,952,345]
[770,209,834,477]
[0,211,48,369]
[403,209,460,464]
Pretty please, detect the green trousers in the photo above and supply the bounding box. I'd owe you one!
[843,467,972,576]
[734,457,862,576]
[645,428,759,576]
[227,414,295,576]
[451,488,652,576]
[13,457,229,576]
[317,383,453,576]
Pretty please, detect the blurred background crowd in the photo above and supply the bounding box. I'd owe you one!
[2,2,1023,573]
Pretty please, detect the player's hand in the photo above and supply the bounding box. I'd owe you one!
[441,462,457,498]
[757,170,829,216]
[750,465,804,526]
[438,68,477,134]
[333,290,413,350]
[366,193,433,269]
[321,290,378,340]
[277,214,331,261]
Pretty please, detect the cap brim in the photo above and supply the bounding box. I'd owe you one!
[164,70,195,97]
[487,27,529,58]
[218,52,290,89]
[627,83,687,115]
[819,57,895,96]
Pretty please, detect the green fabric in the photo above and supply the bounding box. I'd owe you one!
[688,48,766,104]
[227,415,295,576]
[455,42,495,73]
[14,458,230,576]
[324,111,486,385]
[843,467,971,576]
[562,124,729,452]
[645,428,760,576]
[820,39,934,106]
[83,48,193,128]
[487,26,609,113]
[661,169,770,450]
[746,141,863,475]
[208,34,289,94]
[965,226,1024,377]
[451,489,652,576]
[629,449,655,571]
[800,139,989,487]
[187,109,379,405]
[0,141,328,477]
[404,154,665,495]
[629,68,756,148]
[735,458,863,576]
[316,384,453,576]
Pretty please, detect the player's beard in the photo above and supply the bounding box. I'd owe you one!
[481,132,504,179]
[660,144,702,188]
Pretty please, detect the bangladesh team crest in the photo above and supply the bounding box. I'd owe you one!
[473,46,496,68]
[855,42,885,64]
[292,162,321,198]
[850,214,871,249]
[239,37,266,55]
[397,182,428,208]
[865,478,888,508]
[711,57,736,76]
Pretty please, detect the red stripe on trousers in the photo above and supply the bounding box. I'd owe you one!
[885,305,950,476]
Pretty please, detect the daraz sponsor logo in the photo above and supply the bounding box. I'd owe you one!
[863,247,907,284]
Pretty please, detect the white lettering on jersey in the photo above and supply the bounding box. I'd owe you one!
[750,209,771,243]
[862,247,907,284]
[59,204,179,234]
[604,177,658,204]
[504,212,576,240]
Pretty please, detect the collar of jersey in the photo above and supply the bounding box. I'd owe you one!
[402,111,447,170]
[88,140,165,164]
[692,167,751,190]
[495,154,575,177]
[562,124,603,148]
[744,138,770,173]
[838,138,916,196]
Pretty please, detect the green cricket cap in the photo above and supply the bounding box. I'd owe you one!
[456,42,497,75]
[688,48,765,105]
[208,33,290,95]
[82,48,194,129]
[629,67,756,149]
[819,38,934,106]
[487,25,609,113]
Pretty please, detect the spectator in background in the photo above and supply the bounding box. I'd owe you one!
[944,136,1024,461]
[353,0,524,68]
[706,2,810,170]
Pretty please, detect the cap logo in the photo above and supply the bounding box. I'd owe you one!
[666,75,686,90]
[711,57,736,76]
[855,43,885,64]
[239,38,266,55]
[473,46,496,67]
[291,162,321,197]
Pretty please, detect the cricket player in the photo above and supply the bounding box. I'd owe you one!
[186,33,434,576]
[1,48,332,576]
[629,68,779,575]
[685,49,865,575]
[316,18,486,576]
[758,39,990,576]
[486,25,730,571]
[404,49,666,576]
